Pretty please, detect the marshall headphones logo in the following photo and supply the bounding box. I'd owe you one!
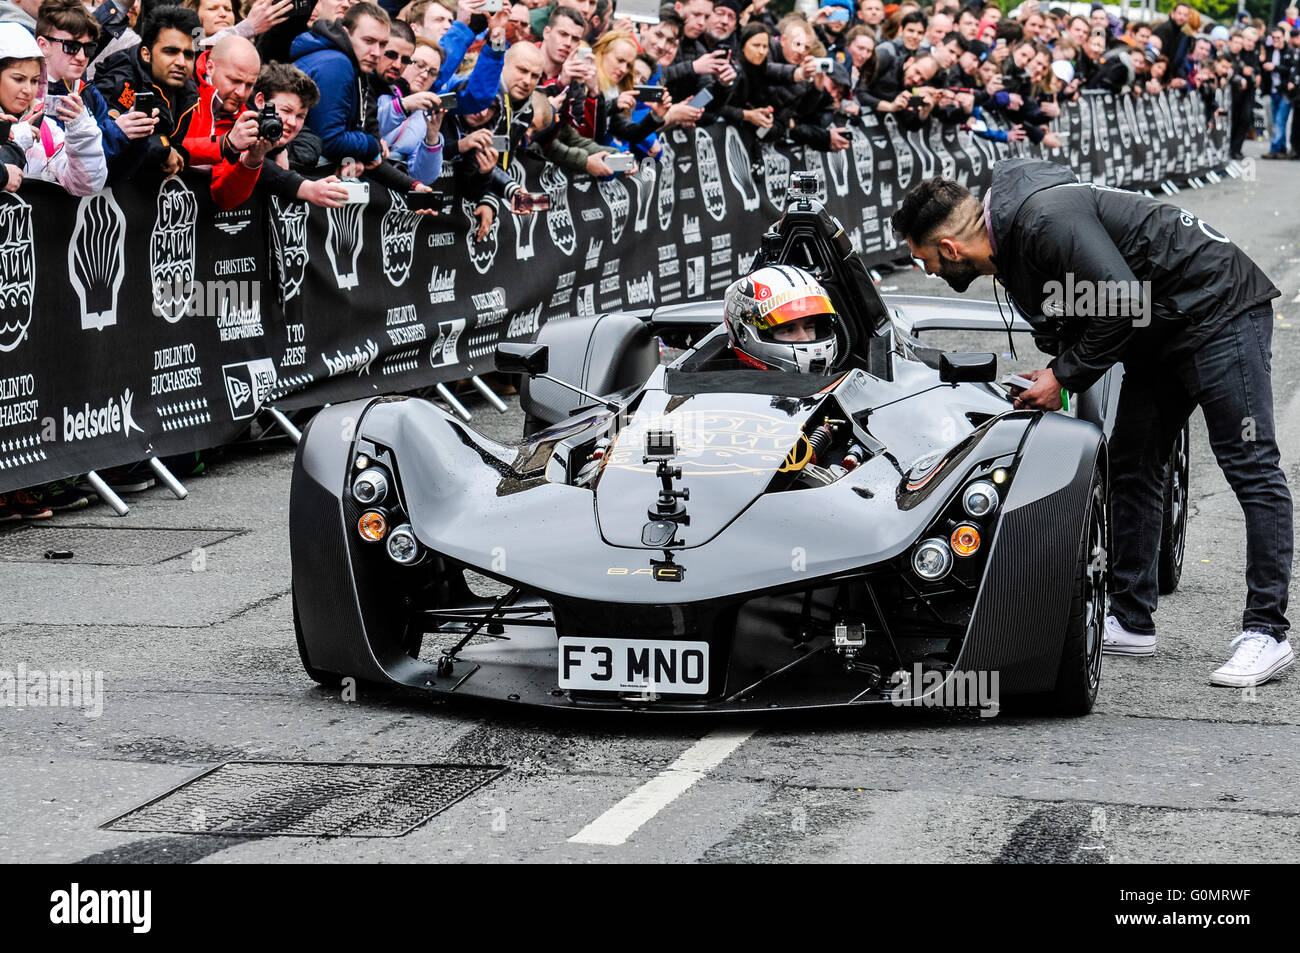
[269,196,309,302]
[61,388,145,442]
[463,199,500,275]
[325,191,368,290]
[656,139,676,231]
[629,158,656,234]
[598,177,630,243]
[428,266,456,304]
[584,238,604,271]
[0,194,34,352]
[381,189,421,287]
[760,142,789,208]
[222,358,277,420]
[68,190,126,332]
[322,339,379,377]
[695,128,727,222]
[724,125,760,211]
[149,177,198,322]
[508,163,539,260]
[429,319,465,367]
[541,162,576,257]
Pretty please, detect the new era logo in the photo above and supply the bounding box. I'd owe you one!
[222,359,277,420]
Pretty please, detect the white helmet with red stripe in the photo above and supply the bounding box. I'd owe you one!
[723,265,839,373]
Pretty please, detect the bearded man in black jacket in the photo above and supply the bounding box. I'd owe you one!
[891,161,1293,689]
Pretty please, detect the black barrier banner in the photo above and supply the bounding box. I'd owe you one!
[0,89,1226,493]
[0,176,275,493]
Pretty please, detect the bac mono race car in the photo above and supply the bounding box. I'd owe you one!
[290,182,1189,716]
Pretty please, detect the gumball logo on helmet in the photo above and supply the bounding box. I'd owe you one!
[723,264,839,374]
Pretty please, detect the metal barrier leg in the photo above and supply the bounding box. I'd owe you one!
[149,457,188,500]
[84,470,129,517]
[436,383,473,421]
[266,406,302,445]
[470,375,509,414]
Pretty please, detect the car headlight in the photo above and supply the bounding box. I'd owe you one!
[912,538,953,580]
[358,509,388,542]
[386,524,420,564]
[962,480,999,518]
[950,523,981,557]
[353,467,389,505]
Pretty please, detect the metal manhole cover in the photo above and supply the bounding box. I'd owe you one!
[0,526,241,565]
[102,761,506,837]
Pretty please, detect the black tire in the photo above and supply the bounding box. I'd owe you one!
[1157,422,1189,595]
[292,587,344,688]
[1045,470,1108,716]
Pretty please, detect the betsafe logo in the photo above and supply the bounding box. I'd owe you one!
[61,389,144,442]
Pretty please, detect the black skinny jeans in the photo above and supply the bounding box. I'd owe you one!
[1108,305,1293,641]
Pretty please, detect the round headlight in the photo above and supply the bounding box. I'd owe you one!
[386,524,420,564]
[912,538,953,580]
[352,467,389,505]
[963,480,999,517]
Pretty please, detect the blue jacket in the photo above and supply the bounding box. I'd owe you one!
[291,21,380,162]
[433,24,506,116]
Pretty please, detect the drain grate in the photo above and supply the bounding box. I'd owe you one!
[0,526,241,565]
[101,761,507,837]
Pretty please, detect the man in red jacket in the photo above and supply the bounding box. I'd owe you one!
[183,34,263,207]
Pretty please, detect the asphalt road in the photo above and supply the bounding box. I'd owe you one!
[3,148,1298,865]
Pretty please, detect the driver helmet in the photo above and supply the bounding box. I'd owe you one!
[723,265,839,373]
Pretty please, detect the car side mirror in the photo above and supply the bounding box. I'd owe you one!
[939,352,998,384]
[495,343,549,377]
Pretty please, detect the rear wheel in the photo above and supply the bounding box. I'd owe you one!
[1157,422,1189,595]
[1046,470,1108,715]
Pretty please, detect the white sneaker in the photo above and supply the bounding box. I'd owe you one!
[1209,632,1294,687]
[1102,614,1156,657]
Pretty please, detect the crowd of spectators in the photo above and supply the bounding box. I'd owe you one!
[0,0,1295,517]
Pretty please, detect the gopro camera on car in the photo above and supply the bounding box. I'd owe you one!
[791,171,819,195]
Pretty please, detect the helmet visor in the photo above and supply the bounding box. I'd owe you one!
[753,290,836,331]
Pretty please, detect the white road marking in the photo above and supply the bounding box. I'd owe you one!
[569,727,756,846]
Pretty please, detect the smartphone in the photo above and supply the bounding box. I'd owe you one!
[131,90,157,115]
[634,85,666,103]
[577,46,593,61]
[1001,374,1035,392]
[290,0,314,15]
[44,93,64,115]
[908,95,926,107]
[338,179,370,204]
[481,0,502,10]
[511,191,551,214]
[436,90,458,111]
[812,57,834,74]
[603,152,635,173]
[687,87,714,109]
[0,119,10,144]
[404,190,443,210]
[491,134,510,152]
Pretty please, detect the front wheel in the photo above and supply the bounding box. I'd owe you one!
[1046,470,1108,715]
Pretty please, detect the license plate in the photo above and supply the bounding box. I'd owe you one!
[558,638,709,695]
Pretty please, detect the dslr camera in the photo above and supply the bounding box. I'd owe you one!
[257,102,283,142]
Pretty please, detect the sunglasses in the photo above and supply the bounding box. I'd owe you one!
[42,36,98,57]
[383,51,413,65]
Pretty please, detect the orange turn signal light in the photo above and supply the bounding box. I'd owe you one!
[358,510,388,542]
[950,523,981,557]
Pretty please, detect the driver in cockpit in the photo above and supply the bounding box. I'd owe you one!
[723,265,840,375]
